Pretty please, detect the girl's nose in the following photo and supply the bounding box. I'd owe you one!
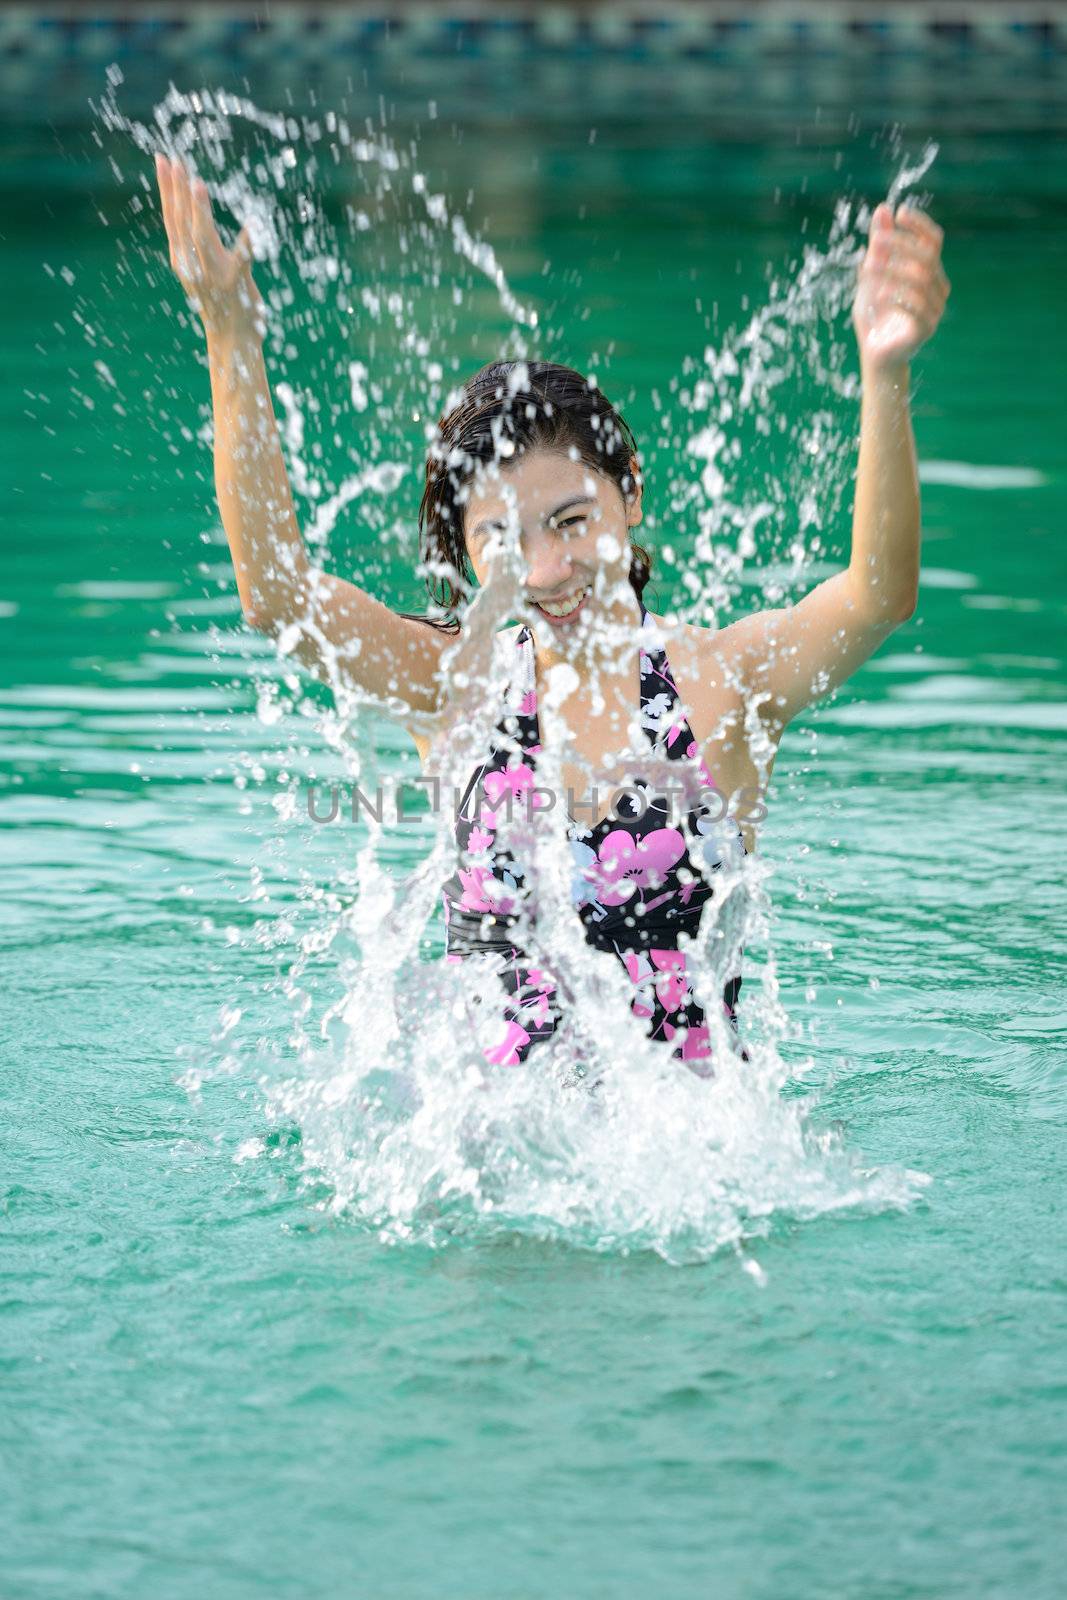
[524,532,573,595]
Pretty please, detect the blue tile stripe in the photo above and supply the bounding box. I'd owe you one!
[0,4,1065,64]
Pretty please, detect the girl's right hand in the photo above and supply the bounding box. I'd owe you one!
[480,522,529,616]
[155,153,265,344]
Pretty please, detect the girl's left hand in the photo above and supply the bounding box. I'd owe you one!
[852,202,951,373]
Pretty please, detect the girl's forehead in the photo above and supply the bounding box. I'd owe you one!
[467,453,602,504]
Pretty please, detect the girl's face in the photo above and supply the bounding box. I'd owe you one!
[462,447,643,632]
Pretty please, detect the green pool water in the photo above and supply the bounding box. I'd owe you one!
[2,88,1066,1600]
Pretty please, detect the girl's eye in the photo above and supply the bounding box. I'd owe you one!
[554,515,587,534]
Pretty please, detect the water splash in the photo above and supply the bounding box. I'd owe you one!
[887,139,939,211]
[662,139,939,631]
[97,77,933,1267]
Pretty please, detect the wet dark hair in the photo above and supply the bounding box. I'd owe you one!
[404,360,652,628]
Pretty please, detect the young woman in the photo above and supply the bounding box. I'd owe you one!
[153,153,949,1072]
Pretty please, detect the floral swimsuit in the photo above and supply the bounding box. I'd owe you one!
[440,606,748,1069]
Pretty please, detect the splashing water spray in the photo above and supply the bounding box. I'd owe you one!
[96,71,934,1268]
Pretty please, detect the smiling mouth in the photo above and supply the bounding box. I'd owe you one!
[532,586,590,621]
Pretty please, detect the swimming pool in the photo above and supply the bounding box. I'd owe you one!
[2,10,1066,1597]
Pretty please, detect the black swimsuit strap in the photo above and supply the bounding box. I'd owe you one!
[515,601,665,739]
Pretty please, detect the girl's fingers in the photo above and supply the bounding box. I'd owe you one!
[894,255,935,288]
[879,254,949,308]
[892,236,938,270]
[155,153,174,242]
[170,161,196,276]
[895,204,944,251]
[870,202,894,234]
[156,155,182,272]
[884,216,937,260]
[190,177,223,271]
[862,261,940,315]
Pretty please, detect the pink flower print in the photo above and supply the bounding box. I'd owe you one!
[622,950,655,1019]
[568,836,601,911]
[484,1019,530,1067]
[525,966,556,995]
[519,688,537,717]
[483,759,534,813]
[649,948,692,1014]
[524,991,553,1027]
[679,1023,711,1062]
[467,823,494,854]
[457,863,494,912]
[622,950,649,984]
[592,827,686,906]
[457,863,518,915]
[518,967,557,1028]
[662,1020,712,1063]
[686,739,718,790]
[480,759,550,829]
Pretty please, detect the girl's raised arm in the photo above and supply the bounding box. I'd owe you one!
[718,202,950,736]
[154,154,447,717]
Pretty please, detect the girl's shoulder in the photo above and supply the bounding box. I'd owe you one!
[647,609,752,668]
[642,609,706,667]
[644,610,756,708]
